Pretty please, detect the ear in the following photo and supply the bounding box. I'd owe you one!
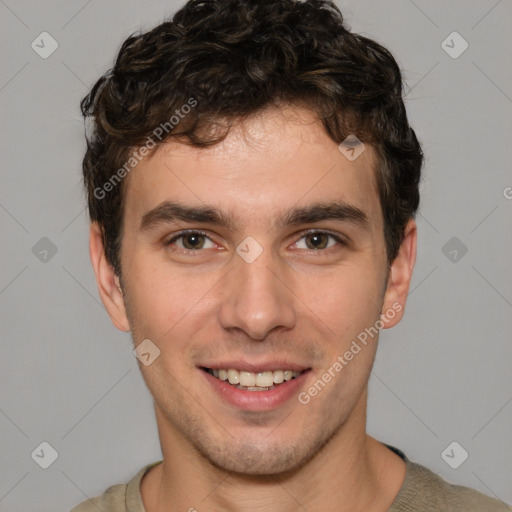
[89,222,130,332]
[381,219,417,329]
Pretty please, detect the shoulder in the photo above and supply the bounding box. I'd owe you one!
[391,453,512,512]
[69,461,162,512]
[70,482,128,512]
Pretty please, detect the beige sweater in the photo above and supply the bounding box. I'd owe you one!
[70,449,512,512]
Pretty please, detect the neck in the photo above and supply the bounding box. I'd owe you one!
[141,392,405,512]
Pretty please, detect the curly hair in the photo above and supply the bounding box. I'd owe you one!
[81,0,422,276]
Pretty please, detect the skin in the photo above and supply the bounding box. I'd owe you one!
[90,105,416,512]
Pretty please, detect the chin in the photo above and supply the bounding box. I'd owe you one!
[205,443,306,476]
[196,429,335,477]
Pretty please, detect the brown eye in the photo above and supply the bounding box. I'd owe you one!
[168,231,215,251]
[294,231,344,251]
[181,233,206,250]
[305,233,329,249]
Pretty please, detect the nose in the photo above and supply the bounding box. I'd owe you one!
[218,250,297,340]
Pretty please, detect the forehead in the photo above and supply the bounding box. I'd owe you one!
[123,106,382,232]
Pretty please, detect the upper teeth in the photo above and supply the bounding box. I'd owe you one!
[212,369,301,387]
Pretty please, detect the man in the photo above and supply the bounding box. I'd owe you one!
[72,0,511,510]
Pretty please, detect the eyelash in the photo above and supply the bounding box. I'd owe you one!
[165,230,346,253]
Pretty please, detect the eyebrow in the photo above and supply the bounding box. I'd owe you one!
[139,200,369,232]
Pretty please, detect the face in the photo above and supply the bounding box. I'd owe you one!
[91,105,415,475]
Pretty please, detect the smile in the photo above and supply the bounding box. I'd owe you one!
[202,367,304,391]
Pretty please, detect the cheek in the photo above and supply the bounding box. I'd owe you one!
[125,257,222,342]
[298,265,384,337]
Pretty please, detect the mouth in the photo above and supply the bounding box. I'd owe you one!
[201,367,305,392]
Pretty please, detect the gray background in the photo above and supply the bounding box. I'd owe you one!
[1,0,511,510]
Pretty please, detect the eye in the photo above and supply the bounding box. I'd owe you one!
[167,231,216,251]
[293,231,344,251]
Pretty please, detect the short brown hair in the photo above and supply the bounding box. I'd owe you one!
[81,0,422,276]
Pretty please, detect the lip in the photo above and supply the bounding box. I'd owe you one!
[200,360,310,373]
[200,367,311,411]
